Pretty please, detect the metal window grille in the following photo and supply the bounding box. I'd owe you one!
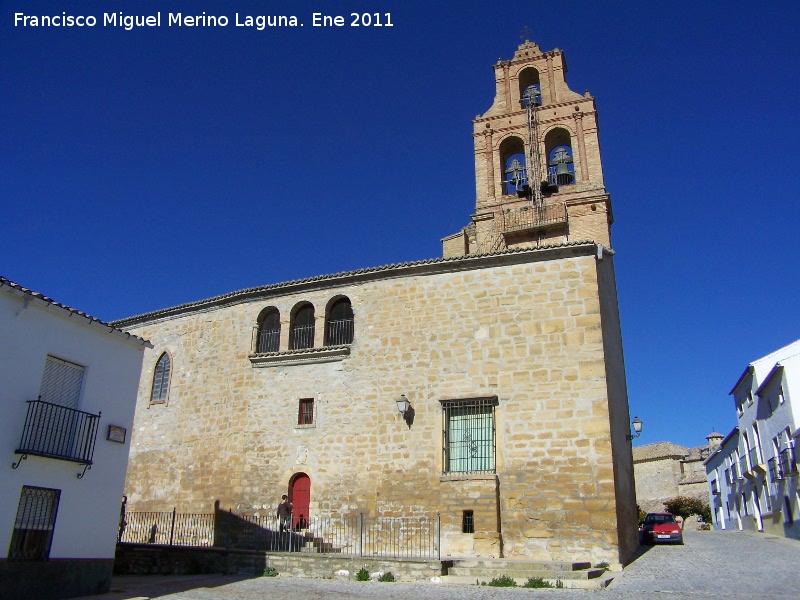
[150,353,171,404]
[290,305,315,350]
[441,397,497,474]
[462,510,474,534]
[768,457,781,481]
[8,486,60,561]
[298,399,314,425]
[780,448,796,474]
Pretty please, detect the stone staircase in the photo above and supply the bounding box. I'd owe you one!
[298,530,341,554]
[441,558,613,589]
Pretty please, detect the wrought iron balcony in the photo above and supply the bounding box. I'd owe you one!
[501,203,568,236]
[780,448,797,475]
[13,399,101,475]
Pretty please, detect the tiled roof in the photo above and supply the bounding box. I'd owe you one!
[111,240,603,329]
[0,276,151,347]
[632,442,689,462]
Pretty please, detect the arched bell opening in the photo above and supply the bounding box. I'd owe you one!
[545,128,575,187]
[499,136,527,196]
[518,67,542,108]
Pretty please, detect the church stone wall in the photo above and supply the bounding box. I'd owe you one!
[121,244,632,565]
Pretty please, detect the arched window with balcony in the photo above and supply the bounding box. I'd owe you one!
[325,297,354,346]
[499,136,527,196]
[290,302,315,350]
[256,307,281,353]
[545,128,575,186]
[518,67,541,108]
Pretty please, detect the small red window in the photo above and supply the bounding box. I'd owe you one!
[298,398,314,425]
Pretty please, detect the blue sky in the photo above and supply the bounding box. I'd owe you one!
[2,1,799,449]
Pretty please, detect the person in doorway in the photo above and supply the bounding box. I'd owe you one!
[277,494,293,532]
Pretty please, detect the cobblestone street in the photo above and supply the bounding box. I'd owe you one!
[86,528,800,600]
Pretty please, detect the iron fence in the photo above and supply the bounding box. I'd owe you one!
[120,509,440,559]
[256,329,280,353]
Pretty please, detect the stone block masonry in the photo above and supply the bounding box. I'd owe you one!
[114,242,636,567]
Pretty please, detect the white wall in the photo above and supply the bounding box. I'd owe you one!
[0,289,147,560]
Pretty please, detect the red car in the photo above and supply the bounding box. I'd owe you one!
[641,512,683,544]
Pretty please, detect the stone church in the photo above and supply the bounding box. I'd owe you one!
[114,41,638,566]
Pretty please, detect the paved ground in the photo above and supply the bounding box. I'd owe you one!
[79,528,800,599]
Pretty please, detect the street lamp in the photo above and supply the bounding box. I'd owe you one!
[627,416,643,441]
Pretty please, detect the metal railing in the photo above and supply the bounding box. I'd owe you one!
[780,448,797,475]
[501,203,567,235]
[256,328,280,353]
[120,509,440,559]
[290,325,315,350]
[326,319,354,346]
[739,455,748,478]
[748,447,761,470]
[768,457,781,481]
[15,399,100,465]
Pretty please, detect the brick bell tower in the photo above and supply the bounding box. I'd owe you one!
[443,40,612,257]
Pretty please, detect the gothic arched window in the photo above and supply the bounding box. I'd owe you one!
[150,352,171,405]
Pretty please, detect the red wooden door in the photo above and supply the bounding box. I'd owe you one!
[290,474,310,529]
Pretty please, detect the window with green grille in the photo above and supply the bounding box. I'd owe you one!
[441,397,497,473]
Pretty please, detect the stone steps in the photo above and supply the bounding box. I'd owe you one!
[441,558,613,590]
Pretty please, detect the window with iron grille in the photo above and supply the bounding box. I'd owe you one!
[441,397,498,474]
[298,398,314,425]
[290,303,315,350]
[256,308,281,353]
[150,352,171,404]
[325,298,354,346]
[462,510,474,533]
[8,486,60,561]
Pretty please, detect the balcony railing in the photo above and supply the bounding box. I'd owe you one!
[290,325,315,350]
[14,399,101,467]
[768,457,781,481]
[256,328,280,353]
[326,319,354,346]
[501,203,568,236]
[738,456,748,478]
[780,448,797,475]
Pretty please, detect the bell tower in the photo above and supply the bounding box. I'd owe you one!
[442,41,613,257]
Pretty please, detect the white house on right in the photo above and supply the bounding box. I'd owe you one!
[705,339,800,539]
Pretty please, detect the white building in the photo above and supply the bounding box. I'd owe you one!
[705,339,800,539]
[0,277,150,599]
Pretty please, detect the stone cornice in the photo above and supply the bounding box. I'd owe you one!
[111,242,600,329]
[249,345,350,367]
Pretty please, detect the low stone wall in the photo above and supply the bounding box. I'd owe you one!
[114,544,444,581]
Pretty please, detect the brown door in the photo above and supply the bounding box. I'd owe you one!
[290,473,310,529]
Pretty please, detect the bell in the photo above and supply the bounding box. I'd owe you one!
[555,162,574,185]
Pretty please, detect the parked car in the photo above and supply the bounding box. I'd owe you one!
[641,512,683,544]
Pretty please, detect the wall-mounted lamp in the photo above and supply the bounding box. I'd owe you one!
[396,394,411,415]
[627,416,643,441]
